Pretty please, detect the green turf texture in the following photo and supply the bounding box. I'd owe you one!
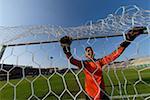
[0,68,149,100]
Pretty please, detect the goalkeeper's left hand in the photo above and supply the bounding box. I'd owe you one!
[125,26,147,41]
[120,26,147,47]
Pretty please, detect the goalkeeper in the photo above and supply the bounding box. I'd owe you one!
[60,27,146,100]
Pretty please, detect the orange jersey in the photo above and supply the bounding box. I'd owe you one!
[65,46,125,100]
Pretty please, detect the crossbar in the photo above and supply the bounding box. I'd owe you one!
[5,32,148,47]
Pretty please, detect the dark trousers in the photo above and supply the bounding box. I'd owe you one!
[101,93,110,100]
[85,92,110,100]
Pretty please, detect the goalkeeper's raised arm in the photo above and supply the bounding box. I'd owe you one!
[99,26,147,66]
[60,36,83,68]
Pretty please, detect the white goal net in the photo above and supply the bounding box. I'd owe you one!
[0,5,150,100]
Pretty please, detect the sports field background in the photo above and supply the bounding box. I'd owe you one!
[0,66,150,100]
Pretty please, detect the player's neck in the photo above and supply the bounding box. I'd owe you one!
[87,57,95,61]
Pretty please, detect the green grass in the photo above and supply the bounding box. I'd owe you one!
[0,68,150,100]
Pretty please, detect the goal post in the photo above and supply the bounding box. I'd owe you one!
[0,45,6,60]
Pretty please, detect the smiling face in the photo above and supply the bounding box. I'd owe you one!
[85,47,94,60]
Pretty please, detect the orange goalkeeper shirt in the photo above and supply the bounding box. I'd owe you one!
[65,46,125,100]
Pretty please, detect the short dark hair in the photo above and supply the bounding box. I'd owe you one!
[85,46,93,51]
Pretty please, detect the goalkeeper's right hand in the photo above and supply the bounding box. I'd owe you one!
[60,36,72,47]
[60,36,72,53]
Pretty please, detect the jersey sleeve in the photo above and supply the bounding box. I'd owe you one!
[99,46,126,66]
[65,52,83,68]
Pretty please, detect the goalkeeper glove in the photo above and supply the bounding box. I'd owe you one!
[60,36,72,53]
[120,26,147,47]
[125,26,147,41]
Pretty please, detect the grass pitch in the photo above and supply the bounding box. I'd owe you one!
[0,67,150,100]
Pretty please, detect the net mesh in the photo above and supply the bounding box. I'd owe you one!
[0,5,150,100]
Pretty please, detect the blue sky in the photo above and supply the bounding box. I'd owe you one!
[0,0,149,27]
[0,0,149,68]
